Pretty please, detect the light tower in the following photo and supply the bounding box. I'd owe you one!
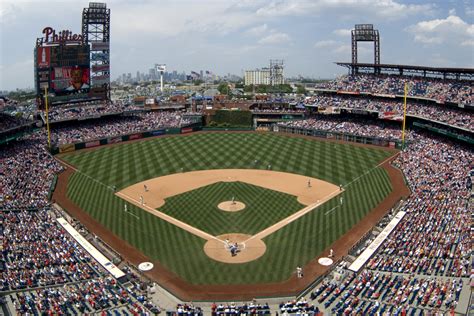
[269,59,284,86]
[155,64,166,93]
[351,24,380,75]
[82,2,111,99]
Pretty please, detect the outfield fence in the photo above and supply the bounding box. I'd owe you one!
[49,127,188,154]
[275,125,404,149]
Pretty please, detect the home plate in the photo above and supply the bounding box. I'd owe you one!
[318,257,333,266]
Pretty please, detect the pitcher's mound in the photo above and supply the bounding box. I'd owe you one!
[204,233,266,264]
[217,201,246,212]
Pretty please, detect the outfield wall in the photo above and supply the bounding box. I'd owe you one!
[50,127,182,154]
[275,125,403,149]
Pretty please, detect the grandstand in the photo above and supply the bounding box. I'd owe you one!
[1,69,472,314]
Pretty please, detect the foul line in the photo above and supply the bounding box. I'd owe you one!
[324,205,340,216]
[124,209,140,220]
[56,157,115,191]
[116,191,223,244]
[343,152,399,189]
[244,188,343,244]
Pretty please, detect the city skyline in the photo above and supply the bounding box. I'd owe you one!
[1,0,473,91]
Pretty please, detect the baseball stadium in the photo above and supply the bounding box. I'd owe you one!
[0,2,473,316]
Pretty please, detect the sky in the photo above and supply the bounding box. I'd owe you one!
[0,0,473,91]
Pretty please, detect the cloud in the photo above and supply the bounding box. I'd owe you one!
[461,39,474,46]
[333,44,351,54]
[246,24,269,36]
[112,1,259,38]
[258,32,290,44]
[333,29,351,37]
[406,15,474,46]
[255,0,433,20]
[314,40,338,48]
[333,43,371,56]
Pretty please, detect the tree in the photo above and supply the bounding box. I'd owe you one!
[217,82,230,95]
[296,85,307,95]
[193,79,204,86]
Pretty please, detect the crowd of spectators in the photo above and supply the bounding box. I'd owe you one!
[0,113,31,133]
[279,298,319,314]
[278,115,410,141]
[51,111,191,146]
[317,74,472,105]
[1,209,100,291]
[45,100,132,122]
[210,301,270,315]
[308,130,472,314]
[311,270,463,314]
[11,276,158,315]
[0,132,63,210]
[369,132,472,278]
[174,303,203,315]
[2,208,161,315]
[305,94,473,130]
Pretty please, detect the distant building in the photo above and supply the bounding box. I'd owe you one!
[244,68,271,85]
[244,66,284,86]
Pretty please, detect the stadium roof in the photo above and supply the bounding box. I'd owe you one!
[336,62,474,79]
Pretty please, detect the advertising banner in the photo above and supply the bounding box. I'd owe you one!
[51,65,90,93]
[59,143,75,153]
[108,137,122,144]
[92,64,110,72]
[39,82,50,89]
[91,52,109,62]
[92,78,110,86]
[37,46,51,68]
[337,90,360,95]
[151,130,165,136]
[181,127,193,134]
[91,41,110,51]
[129,134,143,140]
[85,140,100,148]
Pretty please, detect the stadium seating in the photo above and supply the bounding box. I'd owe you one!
[278,115,410,141]
[0,113,31,133]
[318,74,472,105]
[0,132,63,210]
[51,111,191,146]
[304,94,473,130]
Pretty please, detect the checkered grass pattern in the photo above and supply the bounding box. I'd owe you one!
[63,133,393,284]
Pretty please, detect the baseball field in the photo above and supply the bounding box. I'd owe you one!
[56,132,405,298]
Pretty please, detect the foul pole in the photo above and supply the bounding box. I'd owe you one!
[401,83,408,149]
[44,87,51,149]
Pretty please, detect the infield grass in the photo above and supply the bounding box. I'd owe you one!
[62,132,394,284]
[159,181,305,235]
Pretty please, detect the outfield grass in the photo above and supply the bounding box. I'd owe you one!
[159,181,305,235]
[62,132,393,284]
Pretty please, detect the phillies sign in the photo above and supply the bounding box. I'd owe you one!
[36,27,83,46]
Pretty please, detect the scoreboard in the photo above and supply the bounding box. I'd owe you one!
[50,45,90,67]
[35,44,91,99]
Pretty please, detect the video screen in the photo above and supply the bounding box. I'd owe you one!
[50,65,90,94]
